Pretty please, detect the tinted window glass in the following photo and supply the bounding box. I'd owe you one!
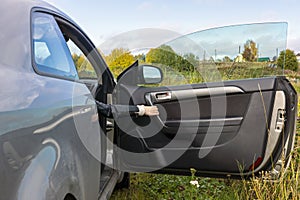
[67,39,98,79]
[32,12,78,80]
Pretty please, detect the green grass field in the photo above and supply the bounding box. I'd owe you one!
[111,64,300,200]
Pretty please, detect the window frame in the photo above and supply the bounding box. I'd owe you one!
[31,11,79,81]
[55,18,101,81]
[30,8,115,92]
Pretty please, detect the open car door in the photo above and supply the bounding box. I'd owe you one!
[111,22,297,178]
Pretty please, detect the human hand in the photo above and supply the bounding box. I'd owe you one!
[144,106,159,116]
[137,105,159,116]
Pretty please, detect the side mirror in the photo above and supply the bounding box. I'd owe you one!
[142,65,163,84]
[117,61,163,85]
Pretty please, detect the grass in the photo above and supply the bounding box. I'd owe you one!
[111,173,239,200]
[111,64,300,200]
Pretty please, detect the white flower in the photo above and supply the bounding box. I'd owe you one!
[190,180,200,188]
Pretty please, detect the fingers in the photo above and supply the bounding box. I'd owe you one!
[144,106,159,116]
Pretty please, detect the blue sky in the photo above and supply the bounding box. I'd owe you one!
[46,0,300,53]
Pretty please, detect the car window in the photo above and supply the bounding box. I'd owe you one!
[100,23,287,87]
[32,12,78,80]
[67,39,97,80]
[149,23,287,86]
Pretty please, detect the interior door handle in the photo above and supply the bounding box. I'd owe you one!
[155,92,172,100]
[145,91,173,104]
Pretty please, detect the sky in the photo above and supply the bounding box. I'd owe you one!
[45,0,300,53]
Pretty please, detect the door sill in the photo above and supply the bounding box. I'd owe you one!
[98,169,119,200]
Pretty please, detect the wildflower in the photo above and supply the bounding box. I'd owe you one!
[190,180,200,188]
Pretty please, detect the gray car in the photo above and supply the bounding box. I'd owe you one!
[0,0,297,199]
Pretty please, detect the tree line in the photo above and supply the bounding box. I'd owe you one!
[71,40,299,78]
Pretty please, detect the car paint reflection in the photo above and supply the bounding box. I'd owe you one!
[17,145,56,200]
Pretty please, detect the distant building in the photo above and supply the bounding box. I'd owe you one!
[258,57,270,62]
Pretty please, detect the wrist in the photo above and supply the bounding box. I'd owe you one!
[137,105,145,116]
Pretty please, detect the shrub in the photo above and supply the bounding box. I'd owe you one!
[277,49,298,71]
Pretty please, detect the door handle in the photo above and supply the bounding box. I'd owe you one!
[145,91,173,105]
[155,92,172,100]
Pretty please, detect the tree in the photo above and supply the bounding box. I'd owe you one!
[72,53,93,71]
[223,56,232,62]
[146,45,197,72]
[134,54,146,63]
[242,40,258,62]
[104,48,135,77]
[71,53,96,78]
[277,49,298,71]
[146,45,176,66]
[183,53,199,67]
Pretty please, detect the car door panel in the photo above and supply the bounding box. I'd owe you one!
[115,76,297,177]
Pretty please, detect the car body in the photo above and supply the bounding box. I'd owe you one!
[0,0,297,199]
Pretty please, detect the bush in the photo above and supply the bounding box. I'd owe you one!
[277,49,298,71]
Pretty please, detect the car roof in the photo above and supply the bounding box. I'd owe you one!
[0,0,74,72]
